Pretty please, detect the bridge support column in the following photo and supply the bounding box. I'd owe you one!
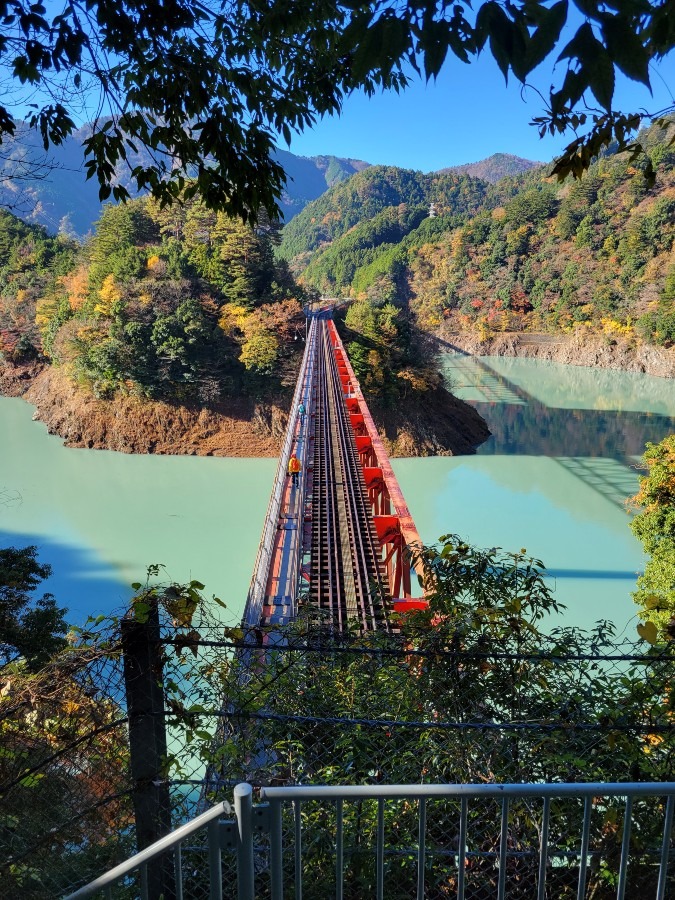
[373,515,412,600]
[364,468,391,517]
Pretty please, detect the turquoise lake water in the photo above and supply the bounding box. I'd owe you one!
[1,355,674,632]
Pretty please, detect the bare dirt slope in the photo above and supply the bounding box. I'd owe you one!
[10,366,286,456]
[2,363,490,458]
[440,330,675,378]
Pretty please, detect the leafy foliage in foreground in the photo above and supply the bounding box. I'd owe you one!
[4,535,675,896]
[631,434,675,637]
[0,651,133,898]
[204,538,673,792]
[194,538,673,896]
[1,0,672,220]
[0,548,131,897]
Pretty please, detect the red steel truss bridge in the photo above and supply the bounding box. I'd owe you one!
[242,310,428,635]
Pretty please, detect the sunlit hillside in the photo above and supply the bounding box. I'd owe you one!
[283,120,675,348]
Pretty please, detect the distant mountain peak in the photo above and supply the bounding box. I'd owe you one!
[311,155,370,186]
[439,153,543,183]
[274,149,370,220]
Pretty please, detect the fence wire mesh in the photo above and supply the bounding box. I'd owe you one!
[2,606,675,898]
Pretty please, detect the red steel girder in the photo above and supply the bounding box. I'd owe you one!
[326,318,427,605]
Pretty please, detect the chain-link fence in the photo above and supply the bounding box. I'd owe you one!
[2,602,675,898]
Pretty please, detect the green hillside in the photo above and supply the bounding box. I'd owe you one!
[285,121,675,348]
[278,166,492,265]
[0,196,310,403]
[0,211,77,359]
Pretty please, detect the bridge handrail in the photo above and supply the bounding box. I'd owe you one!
[242,318,316,627]
[325,319,426,590]
[260,781,675,900]
[261,781,675,800]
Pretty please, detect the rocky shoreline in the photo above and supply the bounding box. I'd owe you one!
[438,329,675,378]
[0,362,491,458]
[3,328,672,459]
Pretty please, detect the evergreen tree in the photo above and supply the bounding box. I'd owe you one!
[0,546,67,671]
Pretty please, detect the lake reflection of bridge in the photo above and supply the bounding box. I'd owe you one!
[443,351,675,511]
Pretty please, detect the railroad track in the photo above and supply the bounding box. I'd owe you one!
[308,318,391,631]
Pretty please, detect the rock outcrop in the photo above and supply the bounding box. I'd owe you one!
[370,386,491,457]
[18,366,288,457]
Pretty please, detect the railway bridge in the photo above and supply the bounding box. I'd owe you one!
[66,310,675,900]
[242,310,427,636]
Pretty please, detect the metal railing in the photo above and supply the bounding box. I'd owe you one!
[65,782,675,900]
[63,788,256,900]
[242,316,317,629]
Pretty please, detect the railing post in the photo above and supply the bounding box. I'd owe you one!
[208,819,223,900]
[270,798,284,900]
[235,783,255,900]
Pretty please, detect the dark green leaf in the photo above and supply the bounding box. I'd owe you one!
[601,14,650,85]
[524,1,568,74]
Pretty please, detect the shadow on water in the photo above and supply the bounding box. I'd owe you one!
[552,457,640,512]
[444,353,675,510]
[546,568,639,580]
[0,529,131,624]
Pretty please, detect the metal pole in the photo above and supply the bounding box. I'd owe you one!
[235,783,255,900]
[416,798,426,900]
[121,599,174,900]
[537,797,550,900]
[376,799,384,900]
[208,819,223,900]
[657,795,674,900]
[616,796,633,900]
[270,799,284,900]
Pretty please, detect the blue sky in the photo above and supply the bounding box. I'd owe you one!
[288,50,675,171]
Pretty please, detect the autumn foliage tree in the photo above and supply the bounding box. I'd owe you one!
[0,651,133,898]
[24,193,307,401]
[0,548,132,897]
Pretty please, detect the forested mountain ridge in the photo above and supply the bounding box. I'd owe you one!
[286,120,675,349]
[0,126,370,237]
[276,149,371,221]
[439,153,542,183]
[278,165,494,269]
